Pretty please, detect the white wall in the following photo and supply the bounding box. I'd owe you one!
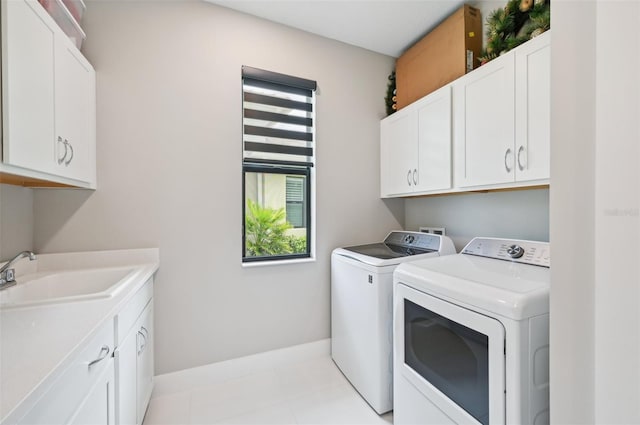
[551,1,640,423]
[32,1,403,374]
[549,3,596,422]
[0,184,33,260]
[405,189,549,251]
[593,1,640,422]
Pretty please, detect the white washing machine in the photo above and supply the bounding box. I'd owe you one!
[393,237,550,425]
[331,231,456,414]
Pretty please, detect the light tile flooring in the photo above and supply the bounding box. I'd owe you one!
[144,340,393,425]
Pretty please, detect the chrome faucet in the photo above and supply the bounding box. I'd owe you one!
[0,251,36,289]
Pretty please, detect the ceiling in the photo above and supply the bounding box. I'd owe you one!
[205,1,490,58]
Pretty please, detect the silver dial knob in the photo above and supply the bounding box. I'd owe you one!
[507,244,525,259]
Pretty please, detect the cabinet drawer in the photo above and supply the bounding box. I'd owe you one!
[17,319,115,424]
[115,278,153,345]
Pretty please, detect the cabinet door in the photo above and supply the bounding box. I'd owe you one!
[115,328,138,425]
[415,85,452,192]
[69,359,115,425]
[515,32,550,182]
[380,107,417,197]
[1,0,56,173]
[54,38,96,183]
[454,53,516,187]
[137,300,154,423]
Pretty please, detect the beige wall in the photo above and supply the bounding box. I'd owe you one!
[31,1,403,374]
[405,189,549,251]
[0,184,33,260]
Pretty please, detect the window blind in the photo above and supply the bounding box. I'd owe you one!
[242,66,316,166]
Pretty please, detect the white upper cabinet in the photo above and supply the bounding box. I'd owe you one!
[380,107,417,197]
[515,32,551,182]
[54,39,96,183]
[415,85,452,193]
[380,84,452,197]
[2,0,57,175]
[454,52,516,187]
[380,32,551,197]
[1,0,96,188]
[454,32,550,189]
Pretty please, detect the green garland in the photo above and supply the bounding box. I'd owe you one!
[385,71,397,116]
[479,0,550,65]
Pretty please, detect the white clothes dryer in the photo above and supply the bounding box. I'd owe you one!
[393,237,550,425]
[331,231,456,414]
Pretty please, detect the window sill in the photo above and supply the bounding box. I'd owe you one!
[241,256,316,268]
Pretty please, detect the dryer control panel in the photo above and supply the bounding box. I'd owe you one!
[462,237,550,267]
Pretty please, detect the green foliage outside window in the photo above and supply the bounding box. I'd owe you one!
[245,200,307,257]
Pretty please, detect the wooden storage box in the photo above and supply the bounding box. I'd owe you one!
[396,4,482,109]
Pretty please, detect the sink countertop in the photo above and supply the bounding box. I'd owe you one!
[0,248,160,424]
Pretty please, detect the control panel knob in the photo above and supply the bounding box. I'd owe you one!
[507,244,525,259]
[404,235,415,244]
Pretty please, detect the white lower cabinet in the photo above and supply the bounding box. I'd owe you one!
[69,360,116,425]
[12,280,154,425]
[16,320,115,424]
[115,279,154,425]
[136,301,154,422]
[115,327,138,425]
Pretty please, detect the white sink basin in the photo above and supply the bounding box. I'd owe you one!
[0,267,136,309]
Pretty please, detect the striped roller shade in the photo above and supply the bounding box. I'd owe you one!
[242,66,317,166]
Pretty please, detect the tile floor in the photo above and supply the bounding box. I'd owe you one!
[144,340,393,425]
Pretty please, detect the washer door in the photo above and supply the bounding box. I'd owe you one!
[394,284,506,425]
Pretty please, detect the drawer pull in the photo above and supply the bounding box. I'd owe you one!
[88,345,110,369]
[138,330,147,355]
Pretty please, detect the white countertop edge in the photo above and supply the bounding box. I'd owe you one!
[0,250,159,424]
[3,247,160,277]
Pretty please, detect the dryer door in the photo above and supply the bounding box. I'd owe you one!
[394,283,506,425]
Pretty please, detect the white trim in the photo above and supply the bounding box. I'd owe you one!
[241,256,316,268]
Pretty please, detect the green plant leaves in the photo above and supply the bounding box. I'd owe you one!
[245,200,307,257]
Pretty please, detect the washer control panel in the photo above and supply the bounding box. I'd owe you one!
[384,231,441,251]
[462,237,550,267]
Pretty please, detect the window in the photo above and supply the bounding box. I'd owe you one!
[242,66,316,263]
[286,176,306,228]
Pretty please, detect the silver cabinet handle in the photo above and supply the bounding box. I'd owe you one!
[88,345,110,369]
[413,169,418,185]
[57,136,67,165]
[64,140,74,166]
[517,145,525,171]
[137,329,147,355]
[504,148,513,173]
[140,326,149,340]
[407,170,412,186]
